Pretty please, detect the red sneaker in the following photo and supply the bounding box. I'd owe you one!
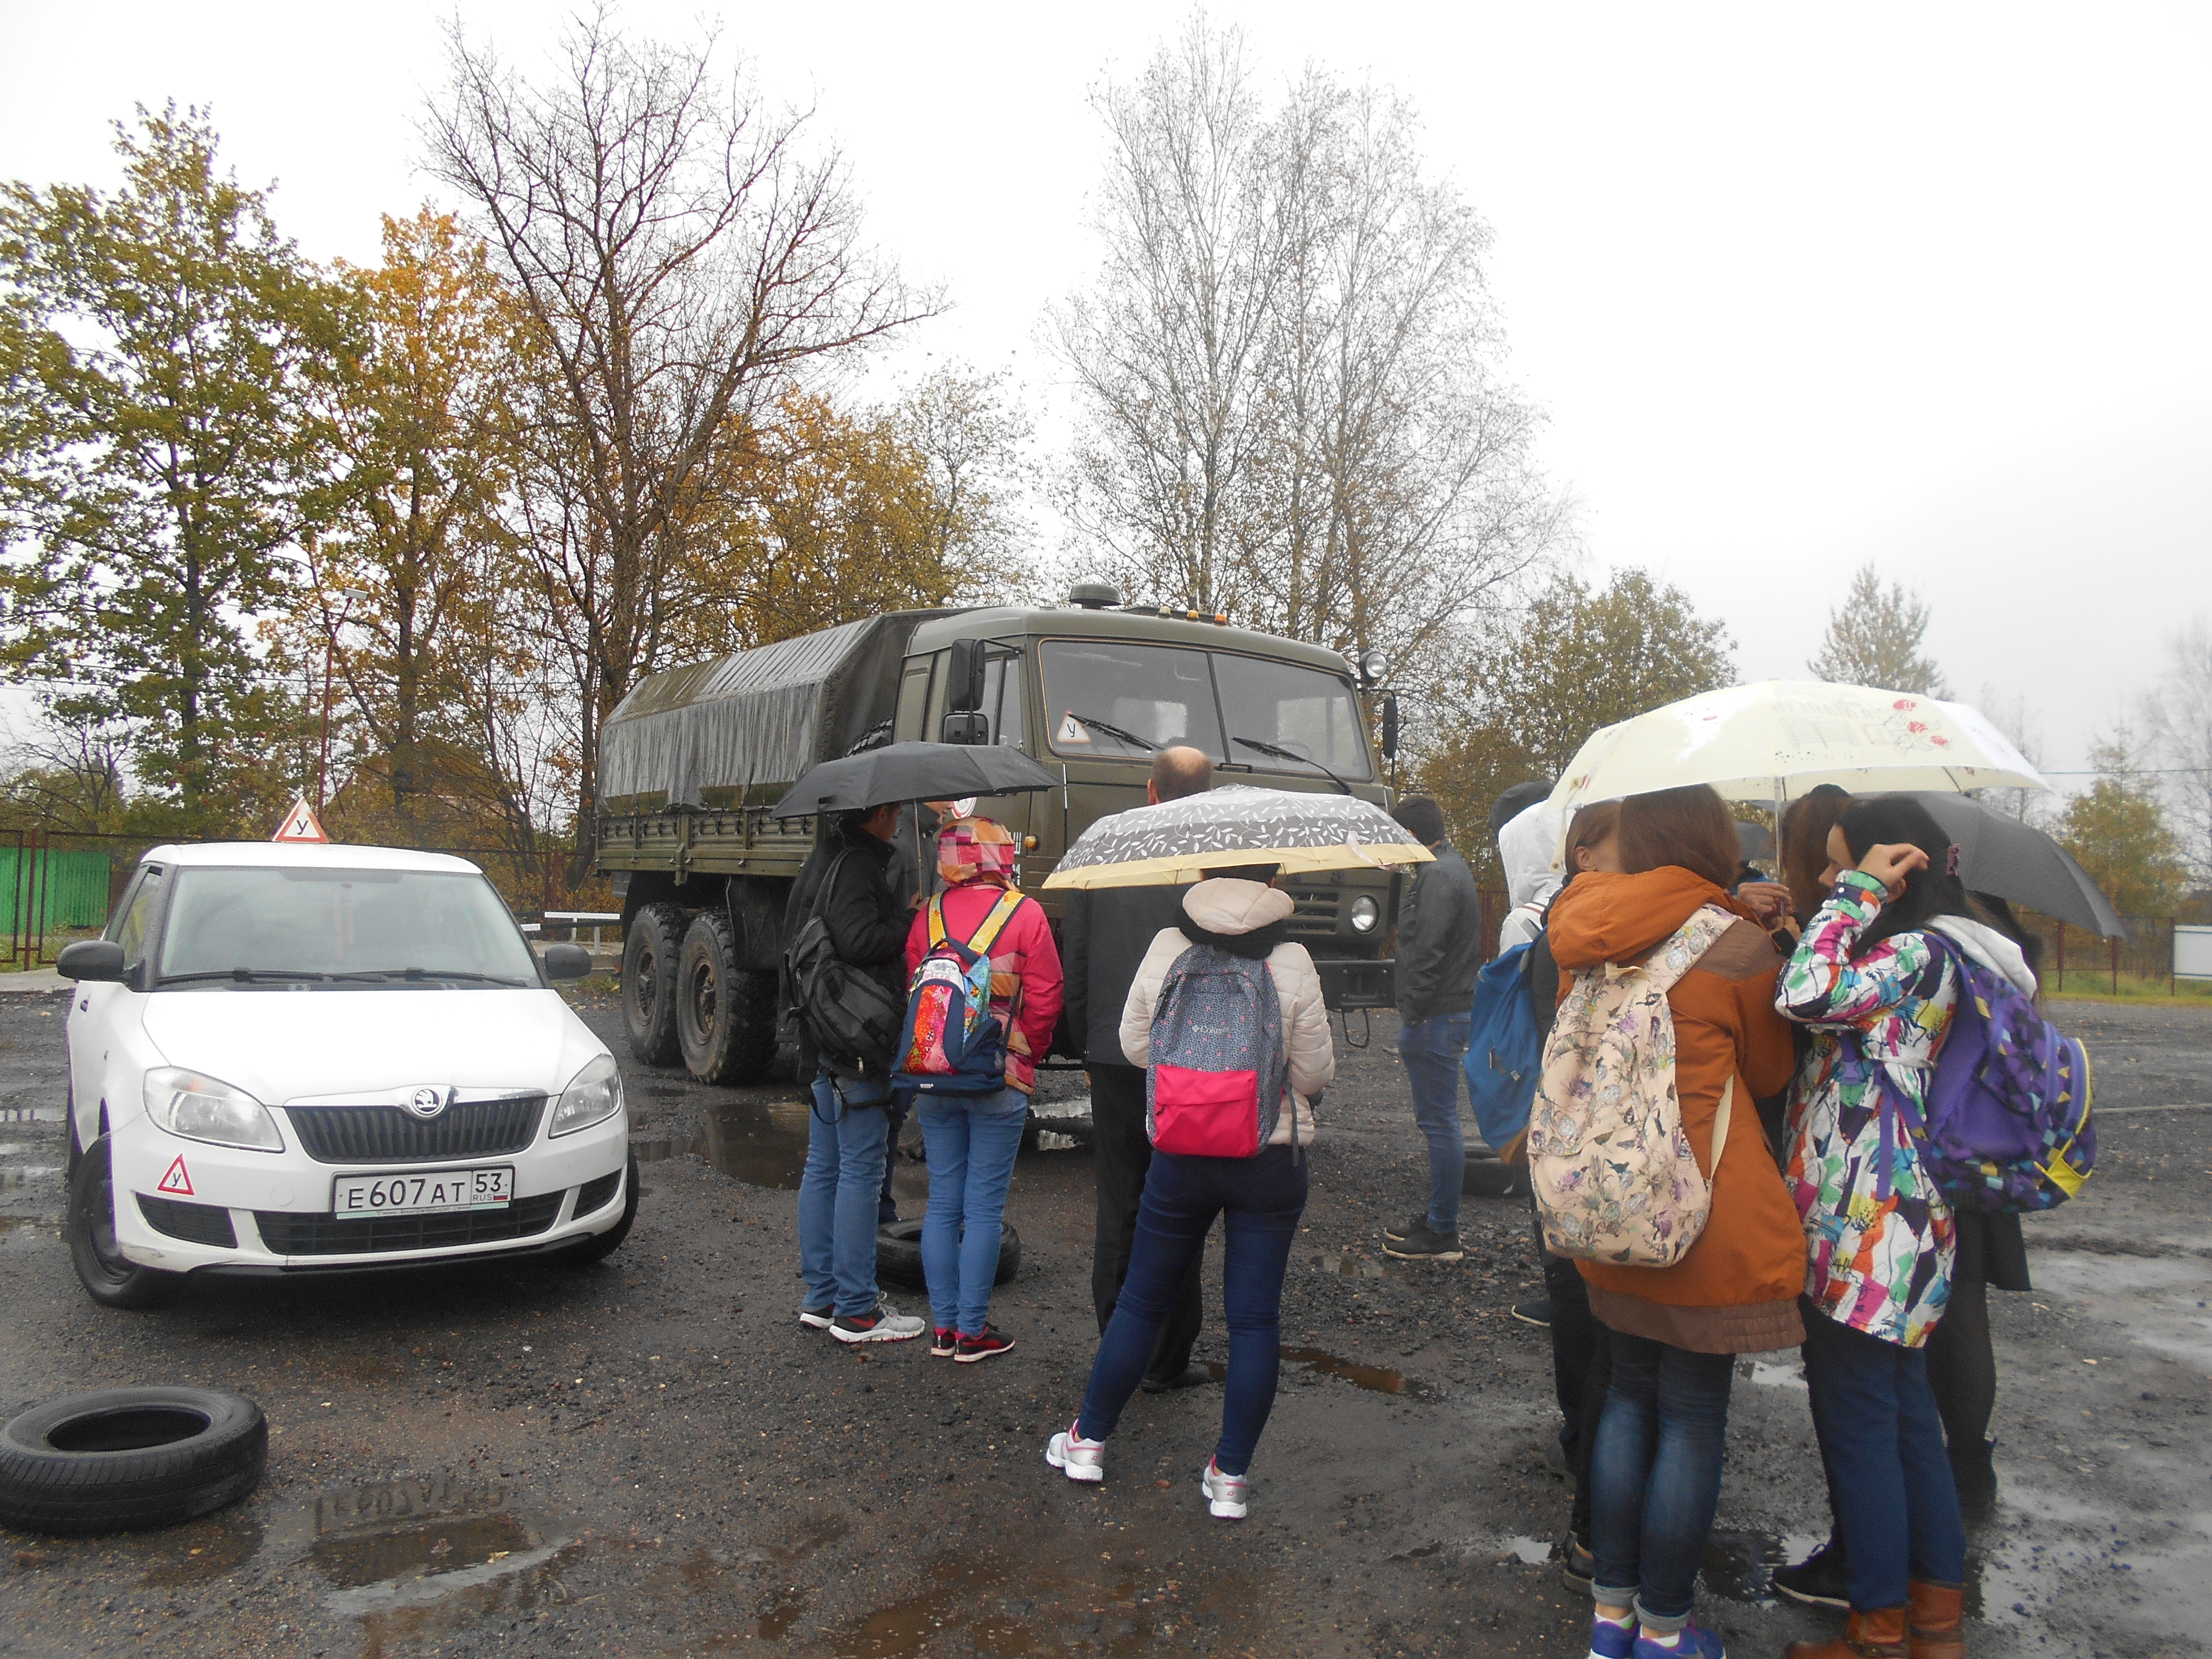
[954,1324,1016,1363]
[930,1327,959,1358]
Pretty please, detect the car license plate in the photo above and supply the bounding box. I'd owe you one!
[332,1166,515,1217]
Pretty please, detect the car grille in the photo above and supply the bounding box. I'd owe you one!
[252,1192,565,1256]
[137,1194,238,1248]
[574,1170,623,1216]
[285,1097,546,1164]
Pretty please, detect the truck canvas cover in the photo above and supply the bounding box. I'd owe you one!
[598,611,946,808]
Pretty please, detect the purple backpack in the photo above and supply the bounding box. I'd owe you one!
[1899,938,2096,1213]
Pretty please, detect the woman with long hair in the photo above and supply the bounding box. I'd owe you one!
[1547,785,1802,1659]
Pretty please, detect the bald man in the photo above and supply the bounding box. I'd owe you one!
[1062,745,1215,1393]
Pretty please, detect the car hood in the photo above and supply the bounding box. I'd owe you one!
[137,989,606,1106]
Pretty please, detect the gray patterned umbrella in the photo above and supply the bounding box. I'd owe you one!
[1042,785,1433,889]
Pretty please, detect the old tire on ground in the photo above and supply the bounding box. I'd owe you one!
[0,1387,265,1535]
[1464,1148,1526,1199]
[622,903,687,1066]
[67,1137,183,1311]
[563,1152,639,1267]
[875,1218,1021,1291]
[675,912,780,1085]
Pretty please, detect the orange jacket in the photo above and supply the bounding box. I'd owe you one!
[1547,868,1802,1312]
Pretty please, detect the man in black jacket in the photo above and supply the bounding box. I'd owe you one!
[1062,745,1213,1392]
[1380,794,1484,1261]
[783,804,925,1344]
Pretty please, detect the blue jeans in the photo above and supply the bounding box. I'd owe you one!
[1076,1145,1308,1477]
[1589,1332,1736,1628]
[917,1088,1029,1335]
[1398,1012,1470,1234]
[1802,1308,1967,1610]
[799,1072,890,1318]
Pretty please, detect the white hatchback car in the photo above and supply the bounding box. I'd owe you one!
[58,842,635,1307]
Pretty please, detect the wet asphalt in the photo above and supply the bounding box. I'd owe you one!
[0,987,2207,1659]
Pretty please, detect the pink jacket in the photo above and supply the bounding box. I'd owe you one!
[904,881,1064,1094]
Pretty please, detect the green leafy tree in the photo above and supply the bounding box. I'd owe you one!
[1418,569,1735,869]
[0,104,351,832]
[1808,563,1948,695]
[2059,732,2186,918]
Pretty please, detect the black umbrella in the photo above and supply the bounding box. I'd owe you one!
[770,741,1060,819]
[1885,792,2125,938]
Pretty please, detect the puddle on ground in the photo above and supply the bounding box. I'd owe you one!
[632,1096,814,1189]
[313,1510,534,1588]
[0,1103,67,1123]
[1494,1534,1553,1565]
[0,1214,52,1234]
[0,1167,60,1191]
[1203,1345,1439,1400]
[743,1514,854,1640]
[141,1508,267,1586]
[1703,1531,2030,1620]
[1312,1252,1386,1279]
[1741,1359,1807,1390]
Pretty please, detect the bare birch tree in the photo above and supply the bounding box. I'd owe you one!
[423,7,934,857]
[2141,616,2212,884]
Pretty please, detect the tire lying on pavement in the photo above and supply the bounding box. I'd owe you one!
[0,1387,267,1535]
[874,1218,1021,1291]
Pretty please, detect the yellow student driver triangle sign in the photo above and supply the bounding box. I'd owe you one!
[273,798,329,844]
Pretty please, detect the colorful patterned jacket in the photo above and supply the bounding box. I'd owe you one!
[1776,870,1958,1347]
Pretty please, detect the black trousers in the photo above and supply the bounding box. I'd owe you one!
[1090,1063,1203,1381]
[1530,1188,1602,1458]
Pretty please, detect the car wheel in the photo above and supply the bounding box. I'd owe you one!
[0,1386,266,1535]
[67,1136,184,1310]
[64,1087,82,1183]
[563,1152,639,1267]
[622,903,687,1066]
[875,1217,1021,1291]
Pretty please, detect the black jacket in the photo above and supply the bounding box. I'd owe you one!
[1395,842,1484,1023]
[1063,883,1194,1066]
[783,825,906,1077]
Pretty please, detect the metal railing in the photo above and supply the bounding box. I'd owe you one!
[524,911,623,949]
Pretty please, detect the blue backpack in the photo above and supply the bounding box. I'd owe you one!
[1462,941,1545,1158]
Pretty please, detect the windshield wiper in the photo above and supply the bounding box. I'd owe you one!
[329,967,535,987]
[1234,735,1353,795]
[159,968,329,985]
[1066,713,1157,752]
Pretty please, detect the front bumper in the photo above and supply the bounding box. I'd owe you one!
[108,1108,629,1274]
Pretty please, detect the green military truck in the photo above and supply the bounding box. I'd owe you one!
[592,585,1403,1083]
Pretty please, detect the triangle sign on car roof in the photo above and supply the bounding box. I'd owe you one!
[272,798,330,844]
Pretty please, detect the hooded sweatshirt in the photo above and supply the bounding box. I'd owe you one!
[1547,867,1805,1353]
[1776,873,2034,1348]
[1120,879,1335,1146]
[1495,799,1567,952]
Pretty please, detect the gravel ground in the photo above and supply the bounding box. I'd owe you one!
[0,986,2206,1659]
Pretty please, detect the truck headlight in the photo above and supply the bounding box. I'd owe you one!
[145,1067,284,1152]
[550,1054,624,1137]
[1349,895,1380,933]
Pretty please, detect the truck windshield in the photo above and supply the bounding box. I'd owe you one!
[1215,653,1373,781]
[157,868,542,988]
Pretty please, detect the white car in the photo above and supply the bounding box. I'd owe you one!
[57,842,635,1307]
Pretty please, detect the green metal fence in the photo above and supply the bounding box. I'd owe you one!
[0,847,113,933]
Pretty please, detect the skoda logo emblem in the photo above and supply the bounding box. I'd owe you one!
[404,1087,450,1120]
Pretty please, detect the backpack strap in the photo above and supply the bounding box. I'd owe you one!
[962,886,1028,959]
[925,892,948,949]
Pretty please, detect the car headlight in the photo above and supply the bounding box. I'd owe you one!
[1349,895,1381,934]
[144,1067,284,1152]
[550,1054,624,1137]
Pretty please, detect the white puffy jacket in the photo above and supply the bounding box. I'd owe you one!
[1118,878,1336,1146]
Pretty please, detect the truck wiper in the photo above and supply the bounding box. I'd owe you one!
[1067,713,1157,752]
[1233,735,1353,795]
[159,968,329,985]
[329,967,535,986]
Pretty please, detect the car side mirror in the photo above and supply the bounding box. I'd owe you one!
[541,942,593,981]
[946,638,986,714]
[1381,693,1400,760]
[940,711,990,746]
[58,939,128,982]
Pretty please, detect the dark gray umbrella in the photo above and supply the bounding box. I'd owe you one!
[771,741,1060,819]
[1887,792,2124,938]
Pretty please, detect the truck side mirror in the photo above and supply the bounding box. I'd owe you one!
[1381,693,1399,760]
[946,638,986,714]
[941,711,991,746]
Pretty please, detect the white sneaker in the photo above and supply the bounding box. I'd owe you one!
[798,1302,835,1330]
[1201,1458,1248,1519]
[1045,1422,1105,1483]
[830,1304,924,1343]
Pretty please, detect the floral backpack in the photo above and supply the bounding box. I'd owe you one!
[1527,904,1736,1268]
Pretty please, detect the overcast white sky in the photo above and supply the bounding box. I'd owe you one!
[4,1,2206,787]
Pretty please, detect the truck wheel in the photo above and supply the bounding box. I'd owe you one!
[67,1138,184,1311]
[623,903,687,1066]
[676,912,778,1085]
[0,1386,266,1535]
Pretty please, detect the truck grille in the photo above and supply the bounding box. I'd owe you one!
[253,1192,565,1256]
[285,1097,545,1164]
[1284,884,1341,939]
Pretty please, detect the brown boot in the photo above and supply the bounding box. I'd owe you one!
[1907,1581,1964,1659]
[1783,1607,1910,1659]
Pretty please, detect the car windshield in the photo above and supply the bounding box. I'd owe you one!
[156,868,541,988]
